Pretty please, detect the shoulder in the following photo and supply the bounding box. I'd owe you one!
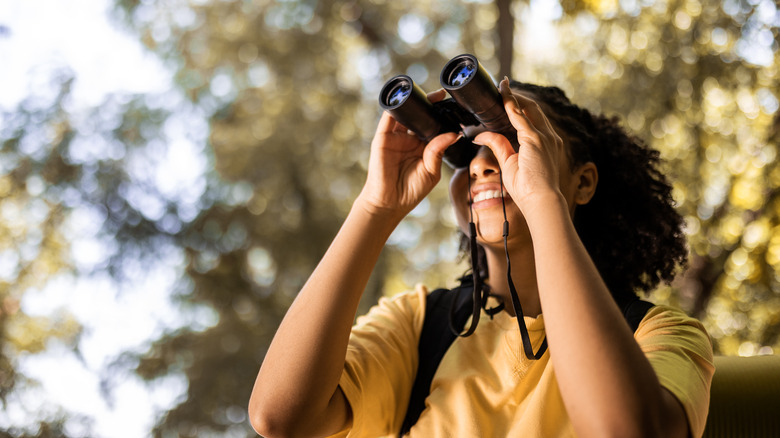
[634,304,715,383]
[635,305,711,347]
[634,304,714,359]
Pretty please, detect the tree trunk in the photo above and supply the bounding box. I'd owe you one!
[496,0,514,78]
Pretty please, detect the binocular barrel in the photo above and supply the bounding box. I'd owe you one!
[378,75,441,142]
[440,54,517,146]
[378,54,518,168]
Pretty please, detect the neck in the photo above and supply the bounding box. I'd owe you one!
[483,238,542,318]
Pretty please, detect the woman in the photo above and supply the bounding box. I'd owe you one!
[249,78,714,437]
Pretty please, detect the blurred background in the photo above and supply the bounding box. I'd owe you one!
[0,0,777,436]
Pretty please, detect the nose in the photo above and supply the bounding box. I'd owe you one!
[469,146,500,180]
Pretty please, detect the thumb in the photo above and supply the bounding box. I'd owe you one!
[473,131,516,169]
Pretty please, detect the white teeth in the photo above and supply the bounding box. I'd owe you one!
[472,190,505,203]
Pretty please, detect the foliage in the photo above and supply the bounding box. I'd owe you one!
[0,69,84,433]
[0,0,777,435]
[535,0,780,355]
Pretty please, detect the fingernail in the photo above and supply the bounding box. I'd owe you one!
[499,77,510,95]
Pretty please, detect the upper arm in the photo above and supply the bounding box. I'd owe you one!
[318,386,352,437]
[661,387,691,438]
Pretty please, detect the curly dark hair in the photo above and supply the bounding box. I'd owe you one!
[460,80,687,306]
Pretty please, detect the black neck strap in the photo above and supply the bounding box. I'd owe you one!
[450,177,487,337]
[453,170,547,360]
[499,168,547,360]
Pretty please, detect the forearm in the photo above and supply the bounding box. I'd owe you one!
[524,194,678,437]
[249,200,402,437]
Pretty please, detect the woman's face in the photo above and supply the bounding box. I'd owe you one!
[448,146,532,247]
[448,91,590,248]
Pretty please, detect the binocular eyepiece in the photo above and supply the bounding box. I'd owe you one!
[379,54,517,168]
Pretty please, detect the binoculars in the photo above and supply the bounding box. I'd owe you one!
[379,54,517,168]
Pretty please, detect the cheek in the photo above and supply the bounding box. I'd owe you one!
[558,170,579,213]
[449,169,470,233]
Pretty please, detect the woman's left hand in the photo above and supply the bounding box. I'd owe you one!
[472,78,566,212]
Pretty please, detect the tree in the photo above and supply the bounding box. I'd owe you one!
[544,0,780,355]
[0,0,777,435]
[104,1,495,435]
[1,69,87,435]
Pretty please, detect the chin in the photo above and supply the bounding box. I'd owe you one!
[473,221,510,246]
[475,215,532,248]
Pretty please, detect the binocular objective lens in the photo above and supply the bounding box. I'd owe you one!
[448,62,476,87]
[387,83,412,107]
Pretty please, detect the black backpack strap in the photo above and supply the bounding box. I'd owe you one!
[400,288,655,435]
[400,281,473,436]
[622,298,655,332]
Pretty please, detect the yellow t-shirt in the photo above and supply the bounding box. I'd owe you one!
[334,284,714,437]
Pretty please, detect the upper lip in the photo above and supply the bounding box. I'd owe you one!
[470,183,506,203]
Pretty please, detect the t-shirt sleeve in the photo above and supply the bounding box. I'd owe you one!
[331,285,428,438]
[634,305,715,438]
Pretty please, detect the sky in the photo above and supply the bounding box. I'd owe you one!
[0,0,188,436]
[0,0,170,109]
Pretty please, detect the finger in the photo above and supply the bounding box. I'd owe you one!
[380,113,409,133]
[427,88,448,104]
[473,131,516,168]
[375,111,399,135]
[423,131,461,174]
[504,84,564,152]
[498,78,540,138]
[500,78,551,134]
[500,79,561,152]
[392,120,410,133]
[376,111,417,136]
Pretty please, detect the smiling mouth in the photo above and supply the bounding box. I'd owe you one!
[471,189,507,203]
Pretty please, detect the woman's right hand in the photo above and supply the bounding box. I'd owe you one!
[356,89,461,220]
